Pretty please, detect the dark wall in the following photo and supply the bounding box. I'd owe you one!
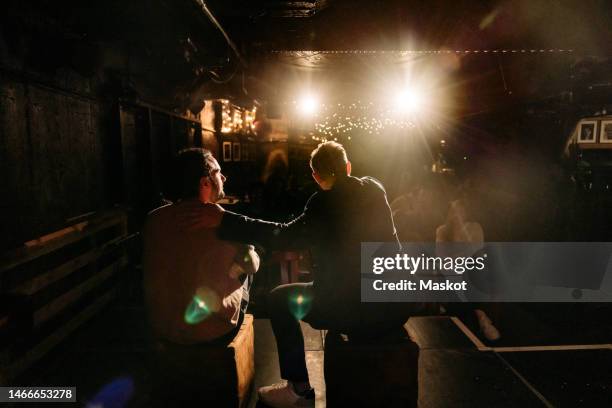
[119,103,208,229]
[0,72,120,251]
[0,1,231,251]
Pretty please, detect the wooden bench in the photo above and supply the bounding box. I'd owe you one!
[0,209,129,383]
[149,314,255,408]
[324,326,420,407]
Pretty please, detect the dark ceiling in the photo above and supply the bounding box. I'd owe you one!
[210,0,611,51]
[201,0,612,113]
[3,0,610,114]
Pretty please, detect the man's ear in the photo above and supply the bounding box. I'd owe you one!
[200,176,211,190]
[346,161,352,176]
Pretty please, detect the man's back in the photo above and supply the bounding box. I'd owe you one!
[304,176,402,330]
[216,142,418,404]
[219,175,403,331]
[143,200,244,344]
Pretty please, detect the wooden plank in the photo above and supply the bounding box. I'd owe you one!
[578,144,612,149]
[0,288,117,383]
[493,344,612,352]
[12,236,124,296]
[120,99,202,125]
[0,210,127,274]
[24,221,89,248]
[228,314,255,408]
[32,260,122,327]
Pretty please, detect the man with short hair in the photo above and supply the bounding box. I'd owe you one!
[143,148,259,345]
[219,141,409,408]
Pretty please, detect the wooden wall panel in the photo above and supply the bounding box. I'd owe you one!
[0,79,33,250]
[119,106,153,226]
[0,78,113,251]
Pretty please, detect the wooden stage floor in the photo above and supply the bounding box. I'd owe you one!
[250,317,611,407]
[10,299,612,407]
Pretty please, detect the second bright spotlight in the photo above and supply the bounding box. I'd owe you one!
[394,86,426,115]
[297,93,320,116]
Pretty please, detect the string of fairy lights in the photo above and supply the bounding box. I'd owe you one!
[308,101,417,142]
[279,48,576,142]
[272,49,575,55]
[219,50,577,140]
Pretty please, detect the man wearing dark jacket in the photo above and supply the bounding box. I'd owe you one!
[218,141,408,408]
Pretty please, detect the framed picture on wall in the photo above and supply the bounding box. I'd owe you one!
[232,142,241,161]
[578,121,597,143]
[223,142,232,161]
[600,120,612,143]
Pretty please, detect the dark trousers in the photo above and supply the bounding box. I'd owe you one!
[267,281,419,383]
[268,282,315,383]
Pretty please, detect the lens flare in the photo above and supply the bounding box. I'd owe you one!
[86,377,134,408]
[184,287,220,324]
[289,291,312,320]
[184,295,211,325]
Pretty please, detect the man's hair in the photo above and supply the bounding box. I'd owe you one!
[172,148,215,199]
[310,141,348,179]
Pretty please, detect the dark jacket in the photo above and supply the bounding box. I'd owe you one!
[219,175,409,332]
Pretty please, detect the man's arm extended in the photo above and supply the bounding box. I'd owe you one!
[218,194,320,251]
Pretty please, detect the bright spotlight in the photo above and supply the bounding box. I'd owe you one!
[394,87,425,114]
[297,94,319,116]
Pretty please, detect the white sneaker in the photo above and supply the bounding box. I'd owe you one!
[475,310,501,341]
[258,381,315,408]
